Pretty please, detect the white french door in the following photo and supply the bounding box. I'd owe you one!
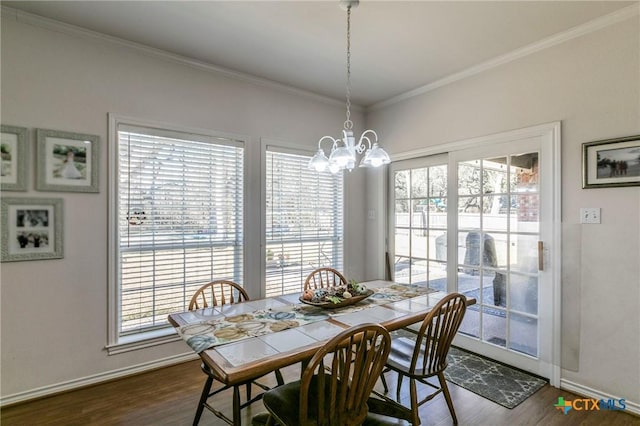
[388,123,560,383]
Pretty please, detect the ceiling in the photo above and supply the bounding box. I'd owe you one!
[3,1,634,107]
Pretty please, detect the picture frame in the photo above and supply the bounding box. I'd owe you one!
[1,125,29,191]
[36,128,99,192]
[582,135,640,189]
[1,197,64,262]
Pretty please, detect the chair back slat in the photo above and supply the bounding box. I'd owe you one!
[299,324,391,426]
[188,280,249,310]
[304,267,347,291]
[412,293,467,376]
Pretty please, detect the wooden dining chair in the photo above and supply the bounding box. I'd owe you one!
[380,293,467,425]
[303,267,347,291]
[189,280,284,426]
[252,323,412,426]
[189,279,249,310]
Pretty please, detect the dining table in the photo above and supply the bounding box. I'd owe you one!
[168,279,476,425]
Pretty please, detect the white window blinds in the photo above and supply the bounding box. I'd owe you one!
[117,125,243,335]
[265,149,344,297]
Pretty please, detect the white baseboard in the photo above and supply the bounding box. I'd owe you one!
[0,352,198,407]
[560,378,640,416]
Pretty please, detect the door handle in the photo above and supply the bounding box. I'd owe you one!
[538,241,544,271]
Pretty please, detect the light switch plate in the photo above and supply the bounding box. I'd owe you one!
[580,208,601,224]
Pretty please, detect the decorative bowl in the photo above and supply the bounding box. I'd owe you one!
[299,289,374,309]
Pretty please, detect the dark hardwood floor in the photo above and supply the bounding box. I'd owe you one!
[2,360,638,425]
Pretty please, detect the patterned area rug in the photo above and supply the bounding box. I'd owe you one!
[444,346,547,409]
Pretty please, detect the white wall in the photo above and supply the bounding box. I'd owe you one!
[0,11,367,400]
[366,16,640,405]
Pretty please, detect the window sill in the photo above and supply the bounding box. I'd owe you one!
[106,327,182,355]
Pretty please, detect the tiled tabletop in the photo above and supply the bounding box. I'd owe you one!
[168,280,472,385]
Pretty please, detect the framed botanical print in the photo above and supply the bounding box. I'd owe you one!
[1,197,64,262]
[1,125,29,191]
[36,129,99,192]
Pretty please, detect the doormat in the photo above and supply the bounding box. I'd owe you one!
[444,346,547,409]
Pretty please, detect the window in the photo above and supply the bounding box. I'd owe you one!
[265,148,343,297]
[111,120,243,344]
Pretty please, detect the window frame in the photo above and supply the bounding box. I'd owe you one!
[107,114,248,353]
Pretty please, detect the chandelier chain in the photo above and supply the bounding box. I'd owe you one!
[344,5,353,130]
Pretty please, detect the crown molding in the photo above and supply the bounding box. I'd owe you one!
[0,5,356,110]
[369,3,639,111]
[1,3,636,114]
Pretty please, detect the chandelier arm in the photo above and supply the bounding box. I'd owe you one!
[355,135,372,154]
[318,135,339,151]
[360,129,379,141]
[355,129,378,153]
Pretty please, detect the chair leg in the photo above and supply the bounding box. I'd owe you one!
[380,371,389,393]
[409,378,421,426]
[275,369,284,386]
[193,376,214,426]
[396,373,404,402]
[246,383,252,402]
[438,372,458,425]
[233,385,241,426]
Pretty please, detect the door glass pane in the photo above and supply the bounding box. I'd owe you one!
[411,168,429,198]
[411,258,427,285]
[493,233,508,269]
[459,306,479,338]
[428,197,447,228]
[483,269,504,308]
[513,194,539,231]
[511,153,538,192]
[510,234,539,274]
[510,312,538,357]
[491,270,507,307]
[483,195,507,231]
[394,256,410,284]
[459,231,498,272]
[395,228,410,257]
[411,229,427,259]
[428,261,447,291]
[483,157,508,193]
[458,270,481,302]
[510,273,538,315]
[458,197,480,228]
[458,161,481,195]
[429,230,447,262]
[411,200,427,229]
[458,231,472,273]
[429,165,447,196]
[483,306,507,348]
[395,170,410,198]
[395,201,409,227]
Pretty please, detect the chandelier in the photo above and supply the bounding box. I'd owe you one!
[308,0,390,173]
